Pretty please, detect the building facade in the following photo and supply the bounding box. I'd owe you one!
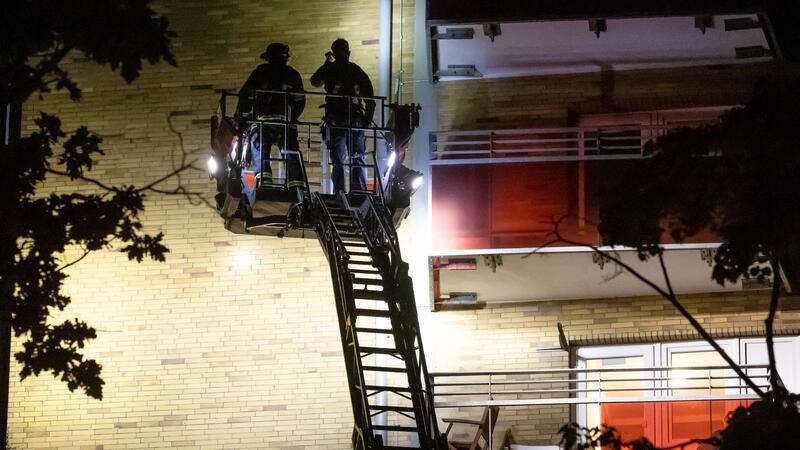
[10,1,800,449]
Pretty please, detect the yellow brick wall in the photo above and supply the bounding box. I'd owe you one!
[11,0,413,448]
[10,1,800,448]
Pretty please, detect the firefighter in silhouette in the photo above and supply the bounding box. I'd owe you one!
[311,38,375,193]
[237,43,306,198]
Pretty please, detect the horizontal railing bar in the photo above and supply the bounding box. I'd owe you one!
[431,374,768,388]
[598,145,645,150]
[434,394,761,409]
[434,140,492,146]
[433,147,582,155]
[434,137,649,147]
[430,364,769,377]
[597,135,645,141]
[429,154,647,165]
[433,125,676,136]
[431,150,491,155]
[433,384,770,397]
[248,119,393,133]
[436,138,584,146]
[219,88,388,103]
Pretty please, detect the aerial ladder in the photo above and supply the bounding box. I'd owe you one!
[208,90,448,450]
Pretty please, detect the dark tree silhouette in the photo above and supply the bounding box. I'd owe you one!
[1,0,179,401]
[554,76,800,449]
[598,76,800,393]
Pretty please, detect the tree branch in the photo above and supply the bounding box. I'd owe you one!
[656,251,764,397]
[46,168,118,192]
[133,162,199,193]
[57,248,91,272]
[766,257,784,394]
[541,216,766,398]
[146,185,214,209]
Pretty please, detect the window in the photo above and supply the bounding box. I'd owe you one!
[575,337,798,448]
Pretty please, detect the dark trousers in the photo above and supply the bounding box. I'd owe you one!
[328,126,367,193]
[249,123,303,189]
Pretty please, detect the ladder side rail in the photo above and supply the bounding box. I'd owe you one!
[395,261,444,446]
[312,194,377,449]
[359,195,446,448]
[372,195,445,447]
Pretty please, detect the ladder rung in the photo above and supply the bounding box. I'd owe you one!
[369,405,415,413]
[348,260,375,266]
[353,290,385,301]
[355,308,390,318]
[365,385,411,392]
[359,346,400,355]
[344,242,368,247]
[355,327,394,334]
[350,269,381,275]
[352,278,383,286]
[362,366,408,373]
[372,425,418,432]
[348,251,371,257]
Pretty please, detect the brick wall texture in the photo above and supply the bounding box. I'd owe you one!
[9,0,800,449]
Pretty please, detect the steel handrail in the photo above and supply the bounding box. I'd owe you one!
[432,373,770,387]
[434,394,762,409]
[432,124,679,135]
[219,88,388,103]
[429,124,672,163]
[432,385,772,397]
[430,364,770,377]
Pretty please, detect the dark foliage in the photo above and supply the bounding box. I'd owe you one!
[559,392,800,449]
[1,0,176,104]
[567,75,800,450]
[598,77,800,285]
[1,0,176,398]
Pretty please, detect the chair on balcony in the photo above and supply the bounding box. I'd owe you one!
[500,428,560,450]
[443,406,500,450]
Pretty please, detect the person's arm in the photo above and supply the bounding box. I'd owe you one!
[357,66,376,125]
[310,61,330,88]
[236,68,260,117]
[290,68,306,121]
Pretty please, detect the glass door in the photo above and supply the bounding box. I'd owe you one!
[658,340,740,449]
[576,345,657,443]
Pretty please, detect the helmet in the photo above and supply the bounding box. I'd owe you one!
[260,43,290,63]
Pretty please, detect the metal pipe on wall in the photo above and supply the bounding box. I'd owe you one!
[376,3,393,444]
[379,0,393,105]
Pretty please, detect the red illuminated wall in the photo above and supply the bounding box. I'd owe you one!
[431,160,718,251]
[602,400,755,449]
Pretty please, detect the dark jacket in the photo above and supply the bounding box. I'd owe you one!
[310,59,375,125]
[237,63,305,121]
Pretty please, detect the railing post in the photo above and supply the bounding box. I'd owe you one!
[578,128,586,235]
[429,131,437,160]
[488,373,493,450]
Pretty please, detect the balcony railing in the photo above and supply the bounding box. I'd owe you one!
[430,365,767,408]
[430,365,767,449]
[429,125,675,165]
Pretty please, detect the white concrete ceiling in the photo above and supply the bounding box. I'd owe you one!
[434,15,773,80]
[436,248,743,304]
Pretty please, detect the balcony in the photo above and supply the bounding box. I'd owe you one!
[427,1,777,81]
